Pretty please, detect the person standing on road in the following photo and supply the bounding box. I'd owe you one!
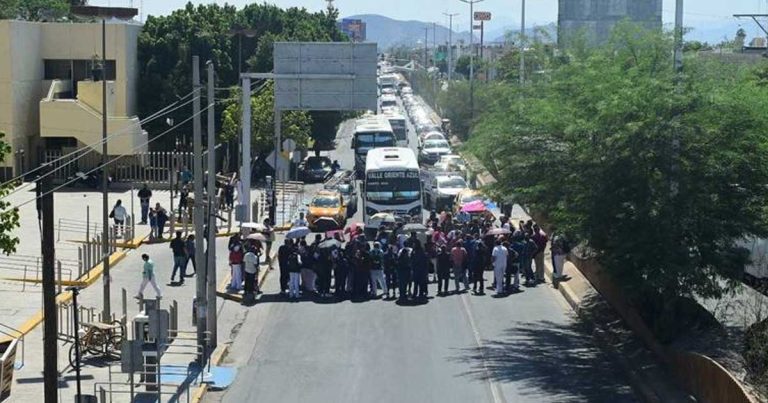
[531,224,548,283]
[155,203,168,240]
[412,242,429,299]
[316,245,333,298]
[383,244,398,299]
[353,245,373,300]
[138,184,152,224]
[293,212,308,228]
[184,234,196,276]
[263,218,275,267]
[369,242,387,298]
[228,243,245,291]
[334,249,350,298]
[436,245,452,295]
[396,246,412,301]
[148,207,158,242]
[110,200,128,237]
[136,254,162,299]
[551,228,570,281]
[287,246,302,299]
[522,233,538,285]
[178,185,190,215]
[243,244,260,299]
[492,240,509,295]
[451,241,468,292]
[471,235,487,295]
[169,231,187,284]
[277,239,293,295]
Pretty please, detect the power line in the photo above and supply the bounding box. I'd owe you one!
[0,90,196,189]
[1,93,199,199]
[9,101,215,211]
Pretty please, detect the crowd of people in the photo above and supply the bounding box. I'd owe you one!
[273,213,571,302]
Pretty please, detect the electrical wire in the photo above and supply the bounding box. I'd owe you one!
[0,90,196,189]
[1,93,200,199]
[6,77,271,205]
[9,102,215,211]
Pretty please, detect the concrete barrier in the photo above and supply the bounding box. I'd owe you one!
[669,351,757,403]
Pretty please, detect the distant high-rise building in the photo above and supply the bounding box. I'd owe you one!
[558,0,662,46]
[338,18,367,42]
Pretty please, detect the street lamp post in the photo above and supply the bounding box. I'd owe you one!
[459,0,483,121]
[443,12,459,82]
[520,0,526,85]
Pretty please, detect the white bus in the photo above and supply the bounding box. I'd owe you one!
[363,147,423,229]
[352,115,396,176]
[383,111,408,147]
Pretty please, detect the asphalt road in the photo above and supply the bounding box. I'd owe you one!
[204,99,638,403]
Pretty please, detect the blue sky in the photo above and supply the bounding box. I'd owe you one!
[91,0,768,41]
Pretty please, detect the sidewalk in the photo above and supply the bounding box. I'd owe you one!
[6,236,239,402]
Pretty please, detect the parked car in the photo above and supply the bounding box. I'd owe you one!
[299,156,333,183]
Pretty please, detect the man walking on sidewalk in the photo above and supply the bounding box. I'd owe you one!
[136,254,162,298]
[138,184,152,224]
[169,231,187,284]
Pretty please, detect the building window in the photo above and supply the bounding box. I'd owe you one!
[44,60,72,80]
[44,59,116,81]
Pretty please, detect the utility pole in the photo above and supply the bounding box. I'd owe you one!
[39,165,56,403]
[671,0,683,198]
[192,56,207,363]
[240,76,252,223]
[205,61,217,349]
[520,0,526,85]
[101,18,111,323]
[424,26,430,68]
[433,22,437,65]
[480,20,484,60]
[460,0,483,121]
[443,12,459,82]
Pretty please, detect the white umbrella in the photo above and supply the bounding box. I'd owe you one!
[286,226,311,239]
[246,233,268,241]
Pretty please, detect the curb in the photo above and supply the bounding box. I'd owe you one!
[542,257,662,403]
[215,263,272,303]
[190,343,231,403]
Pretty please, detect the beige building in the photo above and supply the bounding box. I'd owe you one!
[0,20,146,180]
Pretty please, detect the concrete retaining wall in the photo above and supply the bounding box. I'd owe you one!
[669,351,756,403]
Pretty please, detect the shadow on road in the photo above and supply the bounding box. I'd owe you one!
[450,319,637,402]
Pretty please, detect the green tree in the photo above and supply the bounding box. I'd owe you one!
[0,132,20,255]
[454,55,471,79]
[467,23,768,341]
[137,2,346,150]
[220,82,311,156]
[0,0,69,20]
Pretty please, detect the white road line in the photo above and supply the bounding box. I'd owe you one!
[460,293,507,403]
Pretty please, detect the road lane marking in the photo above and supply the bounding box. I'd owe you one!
[460,293,507,403]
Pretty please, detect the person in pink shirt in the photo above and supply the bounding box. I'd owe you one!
[451,241,469,292]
